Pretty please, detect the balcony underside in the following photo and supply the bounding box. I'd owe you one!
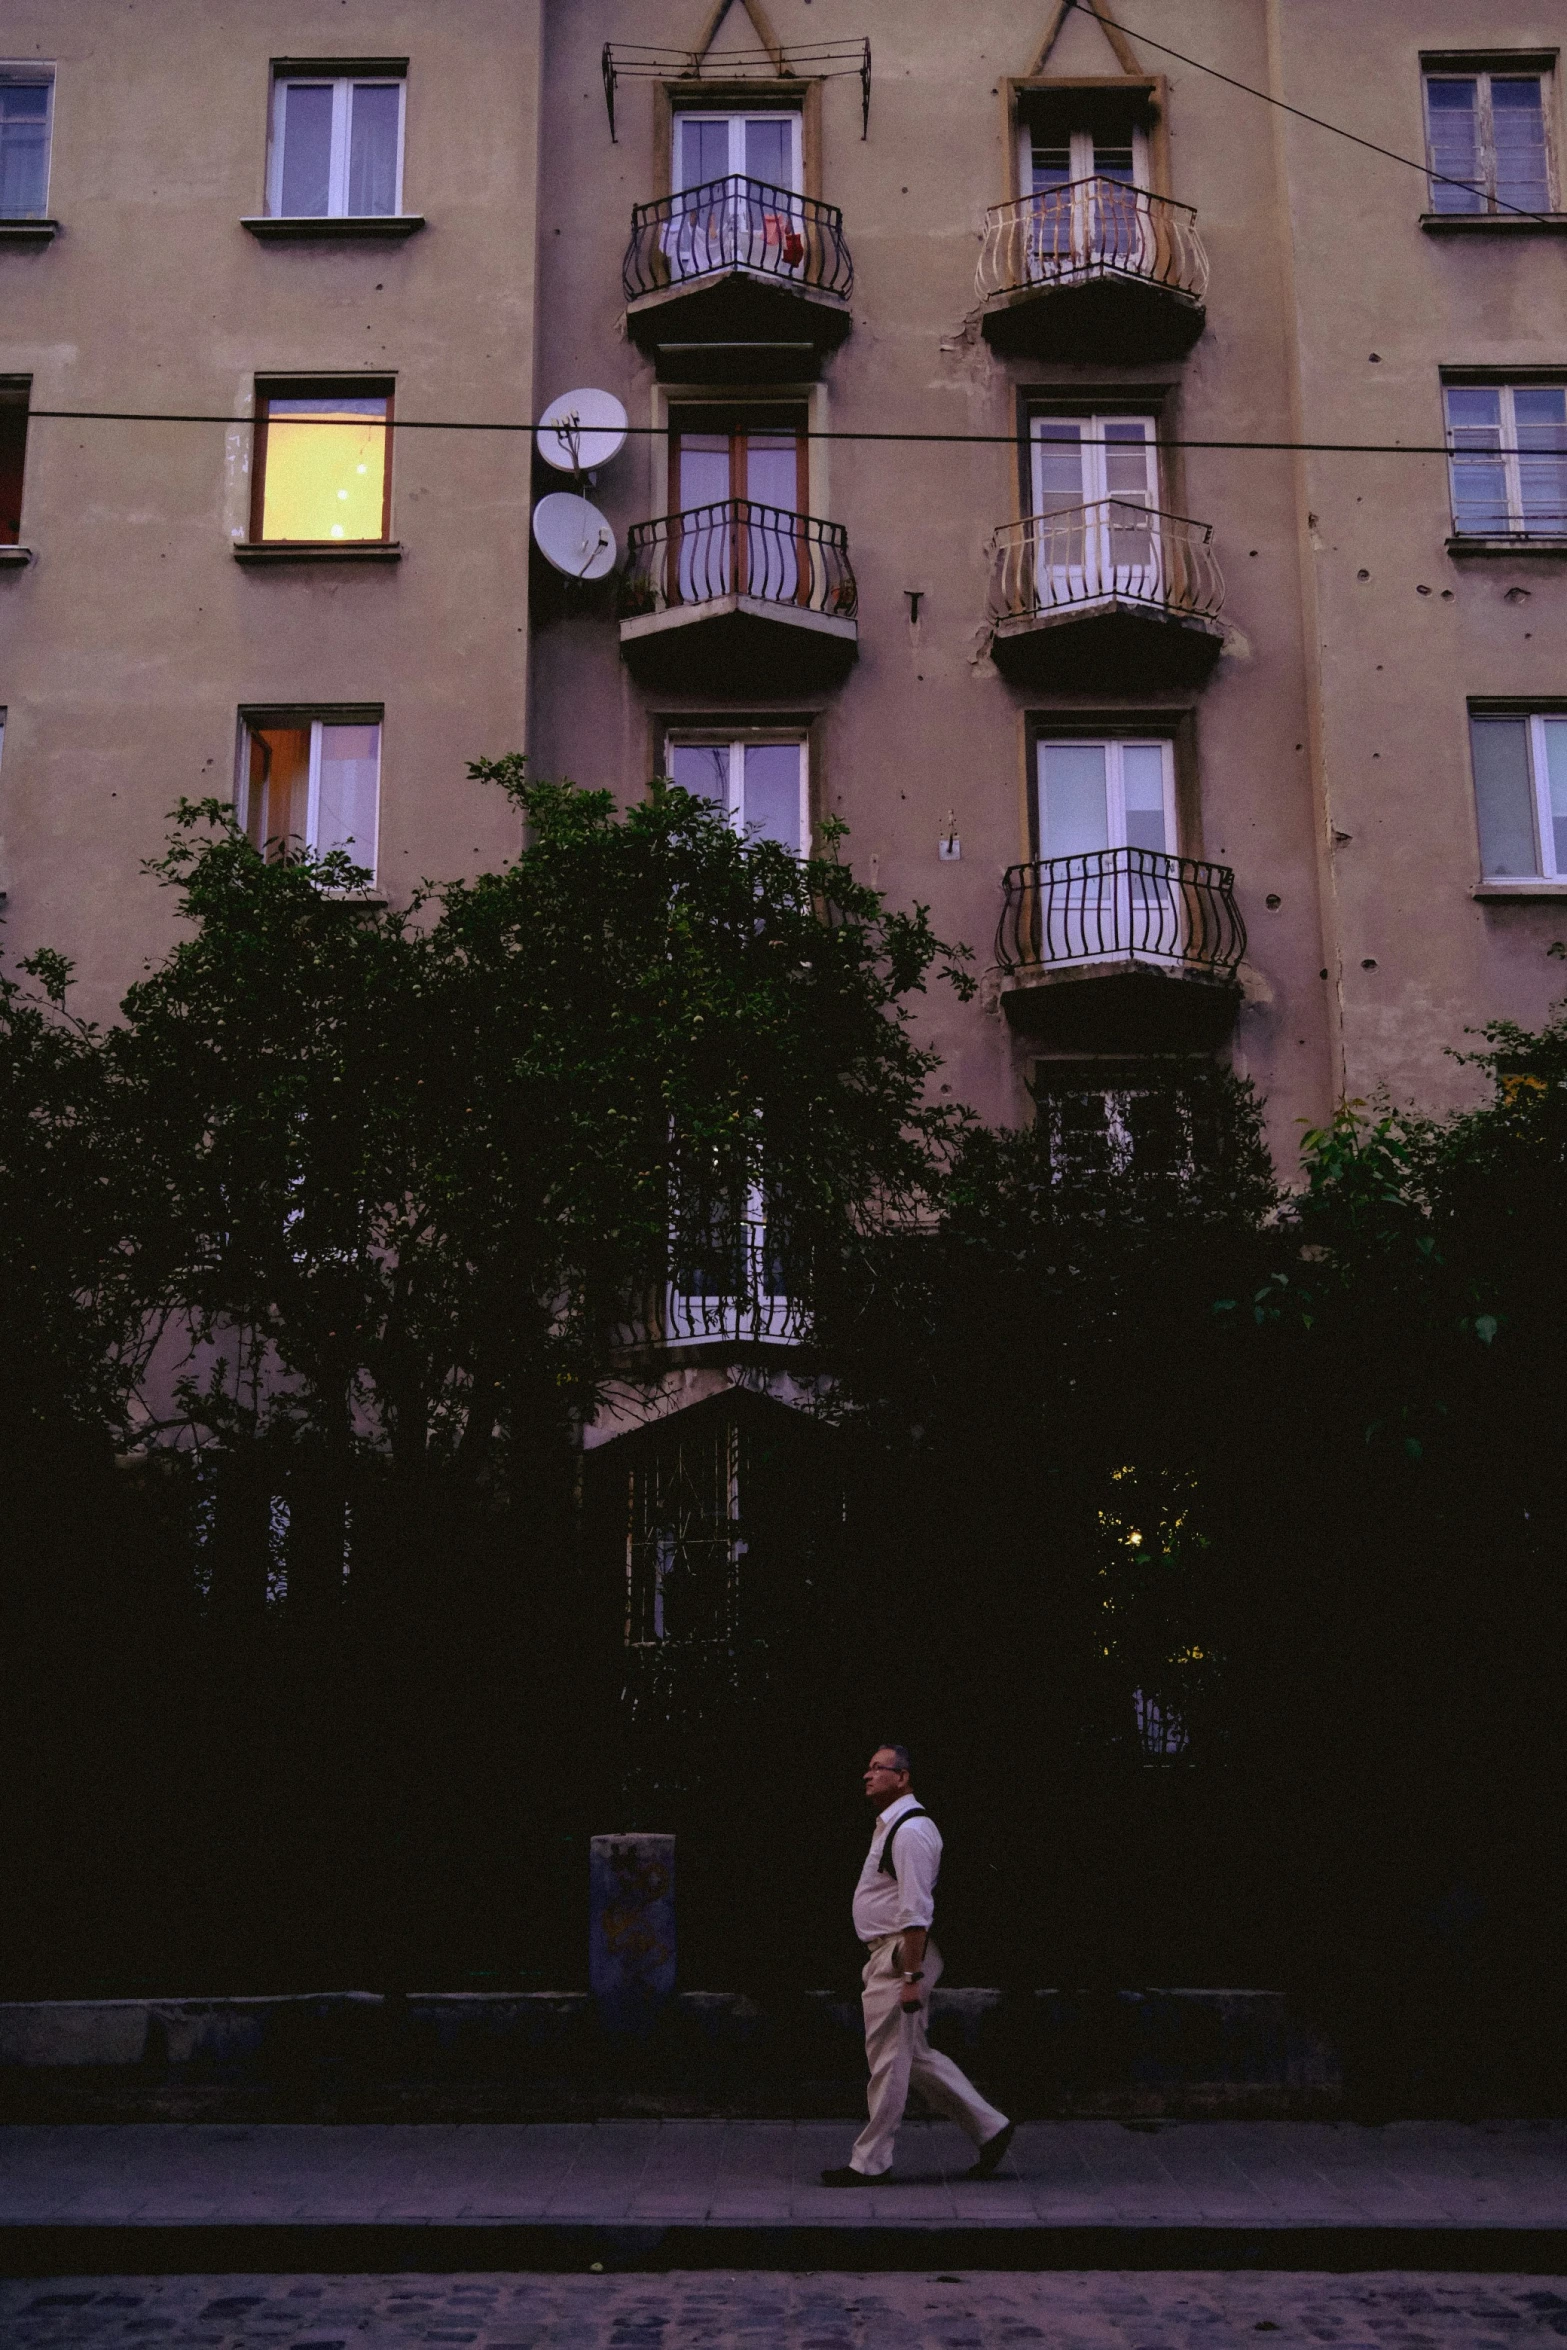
[980,274,1205,362]
[999,957,1242,1051]
[990,599,1223,691]
[626,270,852,381]
[620,595,857,694]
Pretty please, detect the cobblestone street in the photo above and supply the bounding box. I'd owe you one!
[5,2271,1567,2350]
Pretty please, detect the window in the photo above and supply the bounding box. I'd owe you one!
[1031,413,1162,596]
[1425,69,1553,215]
[663,110,805,286]
[1034,1060,1214,1187]
[1446,384,1567,538]
[626,1413,745,1646]
[240,715,381,877]
[267,69,405,218]
[665,736,808,856]
[0,383,27,544]
[0,67,53,217]
[676,108,801,197]
[1470,710,1567,881]
[1034,737,1179,962]
[250,382,391,544]
[668,407,807,604]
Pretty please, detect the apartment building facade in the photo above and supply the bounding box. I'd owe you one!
[3,0,1566,1639]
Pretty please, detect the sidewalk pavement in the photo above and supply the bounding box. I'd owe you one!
[2,2119,1566,2271]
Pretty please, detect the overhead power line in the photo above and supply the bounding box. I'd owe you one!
[23,410,1467,457]
[1071,0,1564,229]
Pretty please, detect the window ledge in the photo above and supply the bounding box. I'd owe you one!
[1421,211,1567,234]
[241,214,425,242]
[0,217,59,244]
[1447,534,1567,556]
[1473,880,1567,898]
[233,540,402,565]
[0,545,33,568]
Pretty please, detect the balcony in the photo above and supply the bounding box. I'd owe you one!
[976,180,1208,361]
[623,176,853,380]
[995,847,1245,1049]
[988,500,1224,690]
[612,1216,803,1360]
[618,498,857,693]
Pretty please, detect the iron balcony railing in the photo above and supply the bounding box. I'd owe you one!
[976,177,1209,307]
[666,1213,802,1346]
[996,846,1246,978]
[619,498,857,621]
[990,498,1224,628]
[623,173,853,304]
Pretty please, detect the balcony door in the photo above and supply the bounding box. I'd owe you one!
[1031,414,1160,604]
[1035,737,1178,963]
[671,412,807,605]
[1020,123,1151,279]
[670,109,805,283]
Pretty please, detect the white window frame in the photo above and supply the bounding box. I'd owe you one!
[1017,123,1150,195]
[1035,736,1181,966]
[663,732,810,859]
[266,72,406,219]
[1423,67,1556,215]
[239,713,382,883]
[1471,709,1567,882]
[0,63,56,219]
[1445,381,1567,538]
[1029,414,1163,603]
[1034,1064,1202,1188]
[675,109,803,196]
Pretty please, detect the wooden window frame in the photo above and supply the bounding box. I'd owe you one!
[237,705,385,882]
[1421,55,1559,216]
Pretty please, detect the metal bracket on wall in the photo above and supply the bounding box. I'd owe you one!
[602,39,871,144]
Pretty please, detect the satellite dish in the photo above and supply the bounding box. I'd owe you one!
[536,388,629,474]
[533,491,617,581]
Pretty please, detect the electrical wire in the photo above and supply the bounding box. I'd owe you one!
[21,411,1467,457]
[1069,0,1565,229]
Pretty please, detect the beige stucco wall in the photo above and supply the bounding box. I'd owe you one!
[0,0,542,1016]
[531,0,1335,1169]
[1270,0,1567,1113]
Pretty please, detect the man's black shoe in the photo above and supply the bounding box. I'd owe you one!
[820,2165,867,2186]
[965,2120,1016,2179]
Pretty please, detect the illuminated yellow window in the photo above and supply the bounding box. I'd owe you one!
[253,386,391,543]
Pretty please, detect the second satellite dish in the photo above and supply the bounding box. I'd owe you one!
[536,388,629,474]
[533,491,617,581]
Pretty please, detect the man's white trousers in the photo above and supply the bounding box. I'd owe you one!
[849,1933,1008,2177]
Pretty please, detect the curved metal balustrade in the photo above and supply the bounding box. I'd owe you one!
[996,847,1246,979]
[624,174,853,303]
[619,498,857,622]
[976,179,1208,307]
[666,1206,803,1346]
[990,499,1224,627]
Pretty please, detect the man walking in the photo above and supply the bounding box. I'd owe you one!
[821,1744,1015,2184]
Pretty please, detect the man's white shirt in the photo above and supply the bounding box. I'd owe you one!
[852,1792,942,1943]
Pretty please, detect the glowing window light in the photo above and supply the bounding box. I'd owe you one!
[258,395,388,541]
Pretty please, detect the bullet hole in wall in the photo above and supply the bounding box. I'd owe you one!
[1416,584,1431,595]
[1265,894,1281,910]
[1505,586,1532,605]
[1362,958,1378,970]
[1249,549,1258,557]
[1441,588,1454,599]
[1320,968,1329,979]
[1369,352,1381,362]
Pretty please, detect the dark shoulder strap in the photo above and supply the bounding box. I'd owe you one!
[878,1806,932,1876]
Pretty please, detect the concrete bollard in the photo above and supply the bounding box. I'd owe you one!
[589,1833,675,2038]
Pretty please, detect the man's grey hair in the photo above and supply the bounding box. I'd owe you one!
[878,1744,912,1775]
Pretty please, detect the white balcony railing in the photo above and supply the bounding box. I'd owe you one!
[976,178,1209,308]
[989,498,1224,628]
